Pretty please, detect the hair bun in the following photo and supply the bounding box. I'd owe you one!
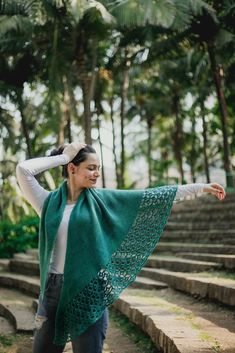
[50,144,66,156]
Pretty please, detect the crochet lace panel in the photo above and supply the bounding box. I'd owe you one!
[54,185,177,345]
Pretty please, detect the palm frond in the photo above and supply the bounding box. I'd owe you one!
[172,0,217,30]
[102,0,176,28]
[215,28,234,48]
[85,0,116,24]
[0,0,31,16]
[0,15,33,37]
[68,0,90,23]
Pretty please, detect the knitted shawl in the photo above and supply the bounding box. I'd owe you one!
[39,181,177,345]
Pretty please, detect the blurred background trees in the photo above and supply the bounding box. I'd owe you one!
[0,0,235,222]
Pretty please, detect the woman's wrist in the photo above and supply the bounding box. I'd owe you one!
[61,154,70,165]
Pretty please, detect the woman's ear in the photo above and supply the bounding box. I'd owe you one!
[67,163,76,175]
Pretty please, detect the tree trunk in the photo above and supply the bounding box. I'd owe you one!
[172,93,184,183]
[207,42,233,187]
[120,48,131,188]
[17,91,33,158]
[77,31,98,145]
[81,78,92,144]
[190,115,196,183]
[67,74,80,130]
[200,99,210,183]
[63,76,72,143]
[147,117,153,187]
[110,96,121,188]
[57,113,66,146]
[162,150,169,184]
[96,115,106,188]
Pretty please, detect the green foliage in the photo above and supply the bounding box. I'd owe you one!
[0,333,13,346]
[0,0,235,211]
[0,216,39,258]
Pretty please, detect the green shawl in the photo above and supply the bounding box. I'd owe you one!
[39,181,177,345]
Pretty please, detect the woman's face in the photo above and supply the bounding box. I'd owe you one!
[69,153,101,188]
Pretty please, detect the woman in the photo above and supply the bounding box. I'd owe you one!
[16,142,226,353]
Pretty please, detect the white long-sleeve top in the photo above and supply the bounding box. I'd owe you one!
[16,155,206,274]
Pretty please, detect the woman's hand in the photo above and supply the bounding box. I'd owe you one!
[63,142,86,162]
[203,183,226,201]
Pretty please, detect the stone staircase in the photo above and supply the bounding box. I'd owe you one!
[122,192,235,352]
[0,193,235,352]
[134,193,235,297]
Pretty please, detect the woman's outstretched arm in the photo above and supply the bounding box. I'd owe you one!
[175,183,225,201]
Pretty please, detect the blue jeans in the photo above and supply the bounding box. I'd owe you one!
[33,273,109,353]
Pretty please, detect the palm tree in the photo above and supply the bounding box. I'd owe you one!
[185,4,235,187]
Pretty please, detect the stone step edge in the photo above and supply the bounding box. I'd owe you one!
[0,273,40,297]
[148,256,221,267]
[0,301,34,333]
[0,303,17,331]
[171,205,235,210]
[139,268,235,307]
[177,253,235,270]
[0,259,10,271]
[9,259,40,276]
[165,227,235,232]
[9,256,222,273]
[112,295,213,353]
[155,243,235,254]
[130,277,168,290]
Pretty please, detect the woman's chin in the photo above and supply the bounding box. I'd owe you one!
[88,182,97,188]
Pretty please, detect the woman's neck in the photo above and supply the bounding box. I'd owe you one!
[66,180,84,203]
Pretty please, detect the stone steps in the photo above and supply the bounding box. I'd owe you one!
[173,192,235,206]
[178,252,235,270]
[139,268,235,307]
[10,259,40,276]
[0,261,234,352]
[166,221,235,230]
[146,255,221,272]
[113,287,235,353]
[172,202,235,215]
[0,259,10,271]
[26,248,38,260]
[170,212,235,222]
[0,315,15,334]
[162,237,235,245]
[0,287,148,353]
[155,242,235,254]
[162,231,235,244]
[0,193,234,352]
[0,288,35,332]
[8,255,222,278]
[0,272,40,297]
[13,253,35,261]
[130,276,168,290]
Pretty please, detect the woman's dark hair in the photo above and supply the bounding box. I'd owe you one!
[50,144,96,178]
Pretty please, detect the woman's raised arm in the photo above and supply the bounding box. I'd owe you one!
[16,154,69,216]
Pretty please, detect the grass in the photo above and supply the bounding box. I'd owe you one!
[0,334,13,347]
[0,333,32,353]
[109,308,161,353]
[199,332,221,352]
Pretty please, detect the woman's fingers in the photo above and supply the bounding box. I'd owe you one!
[212,183,226,198]
[203,183,226,200]
[211,183,226,200]
[63,142,87,161]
